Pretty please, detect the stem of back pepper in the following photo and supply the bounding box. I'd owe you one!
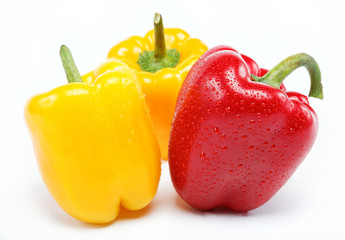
[251,53,323,99]
[60,45,83,83]
[136,13,180,73]
[153,13,166,60]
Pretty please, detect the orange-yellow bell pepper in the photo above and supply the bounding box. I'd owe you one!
[83,13,208,159]
[25,46,161,224]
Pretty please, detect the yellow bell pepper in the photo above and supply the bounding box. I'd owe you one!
[83,13,208,159]
[25,46,161,224]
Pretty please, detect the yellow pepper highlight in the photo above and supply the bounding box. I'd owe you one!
[83,27,207,159]
[25,49,161,224]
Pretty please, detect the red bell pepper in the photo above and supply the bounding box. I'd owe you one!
[168,46,323,212]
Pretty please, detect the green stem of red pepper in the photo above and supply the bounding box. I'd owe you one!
[60,45,83,83]
[251,53,323,99]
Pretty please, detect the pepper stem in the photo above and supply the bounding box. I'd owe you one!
[154,13,166,60]
[60,45,83,83]
[136,13,180,73]
[251,53,323,99]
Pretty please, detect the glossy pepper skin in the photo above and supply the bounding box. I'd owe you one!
[169,46,323,212]
[25,46,161,223]
[84,14,207,159]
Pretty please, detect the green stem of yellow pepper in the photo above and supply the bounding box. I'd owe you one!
[153,13,166,60]
[137,13,180,73]
[60,45,83,83]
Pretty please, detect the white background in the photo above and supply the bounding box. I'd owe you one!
[1,0,344,239]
